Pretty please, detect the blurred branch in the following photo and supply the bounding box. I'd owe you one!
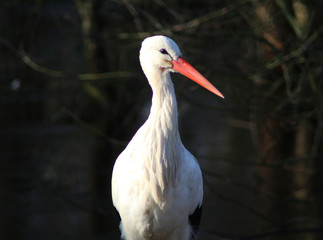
[307,58,323,99]
[20,46,64,78]
[121,0,144,32]
[203,166,318,204]
[41,185,118,222]
[153,0,183,22]
[203,173,277,225]
[171,7,230,32]
[83,83,110,108]
[0,36,136,80]
[274,0,304,40]
[78,71,136,80]
[61,108,127,146]
[139,8,166,31]
[117,4,235,39]
[311,108,323,157]
[265,30,321,69]
[200,156,322,204]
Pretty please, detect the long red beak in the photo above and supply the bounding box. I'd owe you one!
[172,57,224,99]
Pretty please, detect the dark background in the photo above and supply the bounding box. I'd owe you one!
[1,0,323,239]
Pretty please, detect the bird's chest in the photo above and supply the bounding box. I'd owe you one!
[112,126,193,238]
[122,127,177,192]
[129,174,190,240]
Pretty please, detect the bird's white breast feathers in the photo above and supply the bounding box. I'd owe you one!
[111,125,203,239]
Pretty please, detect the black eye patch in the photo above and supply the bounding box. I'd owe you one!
[159,48,168,55]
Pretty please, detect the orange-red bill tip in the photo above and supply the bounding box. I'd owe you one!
[171,57,224,99]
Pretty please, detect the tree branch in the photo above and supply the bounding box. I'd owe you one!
[0,36,136,80]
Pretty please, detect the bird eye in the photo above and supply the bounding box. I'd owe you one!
[159,49,168,55]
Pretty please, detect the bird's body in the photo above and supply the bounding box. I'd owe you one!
[112,36,223,240]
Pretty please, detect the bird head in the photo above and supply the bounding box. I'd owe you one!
[140,35,181,73]
[139,35,224,98]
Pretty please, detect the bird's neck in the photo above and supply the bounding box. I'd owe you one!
[149,72,179,136]
[144,71,183,204]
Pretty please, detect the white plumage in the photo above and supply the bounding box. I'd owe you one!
[111,35,224,240]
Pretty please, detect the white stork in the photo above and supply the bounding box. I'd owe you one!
[111,35,224,240]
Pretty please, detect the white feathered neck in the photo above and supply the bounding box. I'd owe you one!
[141,70,183,205]
[138,36,184,205]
